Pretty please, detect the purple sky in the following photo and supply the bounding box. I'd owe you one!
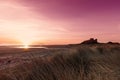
[0,0,120,45]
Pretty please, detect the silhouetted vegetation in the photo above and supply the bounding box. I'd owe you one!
[107,41,119,45]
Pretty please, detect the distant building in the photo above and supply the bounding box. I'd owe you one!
[81,38,99,44]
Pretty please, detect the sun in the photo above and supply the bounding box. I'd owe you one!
[23,44,29,49]
[20,40,30,49]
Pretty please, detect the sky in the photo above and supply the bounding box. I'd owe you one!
[0,0,120,45]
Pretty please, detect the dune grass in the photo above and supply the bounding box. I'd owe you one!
[0,44,120,80]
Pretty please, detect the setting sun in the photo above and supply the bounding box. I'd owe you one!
[23,44,29,49]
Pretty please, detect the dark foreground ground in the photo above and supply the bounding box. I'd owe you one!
[0,44,120,80]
